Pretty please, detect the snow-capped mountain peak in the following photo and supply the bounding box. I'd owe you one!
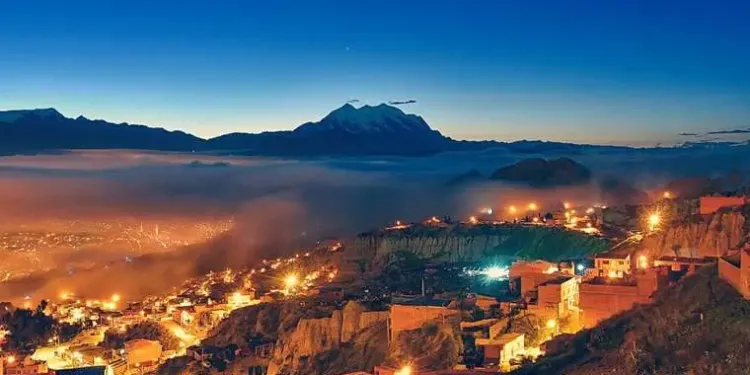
[293,103,434,135]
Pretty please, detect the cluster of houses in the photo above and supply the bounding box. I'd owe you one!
[1,338,160,375]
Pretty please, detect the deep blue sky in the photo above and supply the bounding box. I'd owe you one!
[1,0,749,145]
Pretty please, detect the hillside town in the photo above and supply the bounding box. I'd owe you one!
[1,192,749,375]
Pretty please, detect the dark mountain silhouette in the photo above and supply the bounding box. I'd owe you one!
[207,103,459,156]
[490,157,592,186]
[0,105,489,156]
[0,104,680,157]
[0,108,203,152]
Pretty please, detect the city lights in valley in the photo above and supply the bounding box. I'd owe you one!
[395,365,412,375]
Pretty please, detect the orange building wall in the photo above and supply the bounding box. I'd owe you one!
[579,283,650,328]
[699,196,747,215]
[719,257,742,293]
[721,250,750,299]
[389,305,459,342]
[519,273,560,295]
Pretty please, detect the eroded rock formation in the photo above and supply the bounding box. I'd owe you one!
[267,301,388,375]
[349,224,611,264]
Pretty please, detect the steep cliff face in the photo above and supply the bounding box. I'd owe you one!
[384,322,462,371]
[267,302,389,375]
[349,224,611,264]
[642,208,749,258]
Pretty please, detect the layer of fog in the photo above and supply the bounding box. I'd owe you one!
[0,145,748,303]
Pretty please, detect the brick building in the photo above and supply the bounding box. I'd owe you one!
[579,268,665,327]
[699,196,747,215]
[594,252,631,278]
[388,298,460,342]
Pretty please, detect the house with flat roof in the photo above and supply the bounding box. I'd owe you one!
[594,251,632,278]
[388,297,460,342]
[699,196,748,215]
[475,332,525,368]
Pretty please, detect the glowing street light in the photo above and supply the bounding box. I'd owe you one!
[528,203,538,211]
[508,205,517,214]
[546,319,557,329]
[284,274,299,290]
[663,191,672,199]
[648,213,661,232]
[563,202,570,210]
[395,365,412,375]
[638,255,649,269]
[482,266,509,280]
[111,294,121,303]
[7,355,16,364]
[469,216,478,224]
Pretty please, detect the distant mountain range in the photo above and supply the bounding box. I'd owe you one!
[0,104,742,156]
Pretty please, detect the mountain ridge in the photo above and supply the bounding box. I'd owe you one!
[1,105,737,157]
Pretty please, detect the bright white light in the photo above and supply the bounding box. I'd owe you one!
[481,266,509,280]
[576,264,585,271]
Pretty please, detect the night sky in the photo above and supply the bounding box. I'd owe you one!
[1,0,749,145]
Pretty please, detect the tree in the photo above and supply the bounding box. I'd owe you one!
[0,301,80,354]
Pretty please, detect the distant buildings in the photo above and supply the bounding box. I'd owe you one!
[699,196,748,215]
[1,356,48,375]
[594,252,631,278]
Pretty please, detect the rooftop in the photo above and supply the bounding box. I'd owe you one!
[53,366,108,375]
[392,296,451,307]
[538,276,575,286]
[656,256,716,264]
